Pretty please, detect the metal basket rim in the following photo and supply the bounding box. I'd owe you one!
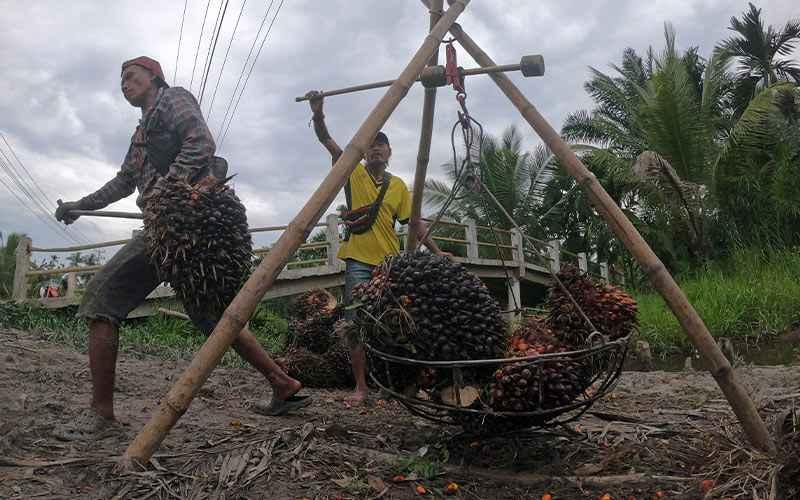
[364,334,631,368]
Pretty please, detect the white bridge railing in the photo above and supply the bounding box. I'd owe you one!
[11,214,614,310]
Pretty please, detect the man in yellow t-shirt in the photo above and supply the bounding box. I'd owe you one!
[306,91,447,404]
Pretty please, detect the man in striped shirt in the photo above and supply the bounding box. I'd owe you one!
[53,57,309,440]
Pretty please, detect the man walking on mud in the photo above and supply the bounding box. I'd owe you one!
[306,91,448,405]
[53,57,310,439]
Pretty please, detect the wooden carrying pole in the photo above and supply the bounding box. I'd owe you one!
[448,23,775,452]
[407,0,443,250]
[122,0,471,465]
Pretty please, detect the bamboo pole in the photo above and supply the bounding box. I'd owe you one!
[31,239,131,253]
[407,0,443,250]
[121,0,471,466]
[67,210,144,219]
[293,59,537,102]
[448,23,774,453]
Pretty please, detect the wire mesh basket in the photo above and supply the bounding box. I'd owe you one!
[366,333,630,435]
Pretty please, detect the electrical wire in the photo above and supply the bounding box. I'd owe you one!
[205,0,248,120]
[0,162,77,244]
[173,0,189,85]
[218,0,285,149]
[189,0,214,93]
[199,0,230,105]
[0,134,91,243]
[215,0,275,143]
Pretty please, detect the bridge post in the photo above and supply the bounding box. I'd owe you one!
[547,239,560,273]
[578,252,588,273]
[506,271,521,323]
[65,272,77,299]
[510,228,525,276]
[12,236,32,302]
[464,219,479,259]
[325,214,342,269]
[599,262,609,282]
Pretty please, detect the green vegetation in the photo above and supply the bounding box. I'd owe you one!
[0,302,289,366]
[635,249,800,350]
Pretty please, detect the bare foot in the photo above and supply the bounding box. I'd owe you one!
[345,388,369,407]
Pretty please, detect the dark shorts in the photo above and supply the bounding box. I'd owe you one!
[77,232,217,335]
[342,259,375,346]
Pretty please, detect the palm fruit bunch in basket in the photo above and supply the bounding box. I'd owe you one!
[487,316,592,414]
[547,265,637,345]
[143,174,252,322]
[354,251,507,390]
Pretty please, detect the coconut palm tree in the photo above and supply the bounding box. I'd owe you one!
[423,125,558,235]
[717,3,800,115]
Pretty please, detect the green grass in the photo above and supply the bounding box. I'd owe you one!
[634,248,800,350]
[0,301,289,367]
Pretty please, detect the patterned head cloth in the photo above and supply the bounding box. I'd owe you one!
[121,56,169,88]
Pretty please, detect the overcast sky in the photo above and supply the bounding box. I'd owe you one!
[0,0,797,256]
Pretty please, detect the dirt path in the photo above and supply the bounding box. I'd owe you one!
[1,328,798,499]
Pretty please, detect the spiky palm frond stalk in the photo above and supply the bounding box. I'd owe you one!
[143,175,253,324]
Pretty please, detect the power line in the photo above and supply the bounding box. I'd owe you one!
[0,136,90,244]
[0,133,53,212]
[206,0,248,120]
[215,0,276,143]
[0,160,78,244]
[199,0,231,105]
[173,0,189,85]
[219,0,285,149]
[189,0,214,93]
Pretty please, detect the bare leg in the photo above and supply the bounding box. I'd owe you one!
[347,343,369,404]
[88,318,119,420]
[232,327,301,400]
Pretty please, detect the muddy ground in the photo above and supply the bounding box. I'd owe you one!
[1,328,798,499]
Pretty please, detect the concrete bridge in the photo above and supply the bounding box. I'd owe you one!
[11,214,613,318]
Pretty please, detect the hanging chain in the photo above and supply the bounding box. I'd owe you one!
[417,40,597,334]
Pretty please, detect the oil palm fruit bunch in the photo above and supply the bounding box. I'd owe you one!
[353,251,507,362]
[480,315,592,424]
[487,354,591,414]
[546,265,637,346]
[278,342,352,389]
[289,304,343,354]
[290,288,338,320]
[143,174,252,322]
[508,316,557,354]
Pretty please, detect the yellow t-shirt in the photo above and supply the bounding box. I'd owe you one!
[337,163,412,266]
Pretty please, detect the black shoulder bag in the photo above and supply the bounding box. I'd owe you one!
[342,173,392,241]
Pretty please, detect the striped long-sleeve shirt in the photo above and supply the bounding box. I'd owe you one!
[79,87,216,210]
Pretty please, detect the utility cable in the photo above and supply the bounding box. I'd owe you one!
[215,0,276,143]
[199,0,230,105]
[189,0,214,93]
[206,0,247,120]
[173,0,189,84]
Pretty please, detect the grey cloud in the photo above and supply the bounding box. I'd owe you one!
[1,0,797,251]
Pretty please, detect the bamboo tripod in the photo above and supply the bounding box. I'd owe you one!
[122,0,773,464]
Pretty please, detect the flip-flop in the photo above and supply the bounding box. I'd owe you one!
[252,394,312,417]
